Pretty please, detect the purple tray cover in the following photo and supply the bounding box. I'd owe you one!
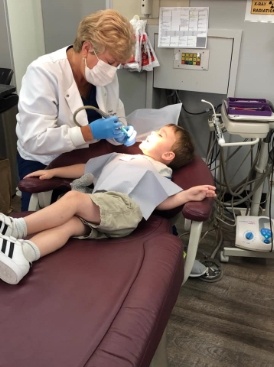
[226,98,272,116]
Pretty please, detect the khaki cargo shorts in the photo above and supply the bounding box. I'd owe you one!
[77,191,143,239]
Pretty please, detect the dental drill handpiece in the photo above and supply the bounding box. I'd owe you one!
[201,99,225,146]
[73,105,129,136]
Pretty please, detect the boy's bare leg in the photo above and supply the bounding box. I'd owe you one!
[0,217,88,285]
[24,190,100,235]
[30,216,88,257]
[0,191,100,285]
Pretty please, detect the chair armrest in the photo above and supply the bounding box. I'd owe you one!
[159,155,215,221]
[182,197,214,222]
[18,177,72,193]
[179,156,214,222]
[17,141,113,194]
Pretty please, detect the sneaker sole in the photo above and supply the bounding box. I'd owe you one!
[189,269,208,278]
[0,252,29,285]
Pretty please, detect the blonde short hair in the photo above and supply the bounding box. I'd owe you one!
[73,9,135,63]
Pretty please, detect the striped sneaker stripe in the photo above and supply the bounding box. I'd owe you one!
[8,242,15,258]
[1,238,15,259]
[1,223,8,235]
[1,238,7,253]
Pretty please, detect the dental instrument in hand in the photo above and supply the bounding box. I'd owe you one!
[73,105,129,137]
[73,105,137,146]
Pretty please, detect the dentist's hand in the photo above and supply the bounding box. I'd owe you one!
[89,116,124,140]
[115,126,137,147]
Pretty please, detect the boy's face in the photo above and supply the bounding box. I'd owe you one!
[139,125,176,163]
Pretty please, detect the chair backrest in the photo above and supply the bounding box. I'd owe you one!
[0,68,13,85]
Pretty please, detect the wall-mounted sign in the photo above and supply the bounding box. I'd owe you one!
[245,0,274,22]
[251,0,274,14]
[158,7,209,48]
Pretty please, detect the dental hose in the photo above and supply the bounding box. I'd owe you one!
[73,105,128,136]
[73,105,110,125]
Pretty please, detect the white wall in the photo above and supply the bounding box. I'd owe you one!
[0,1,13,70]
[41,0,107,53]
[192,0,274,104]
[5,0,45,91]
[40,0,150,114]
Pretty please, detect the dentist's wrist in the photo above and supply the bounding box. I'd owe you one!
[81,125,94,142]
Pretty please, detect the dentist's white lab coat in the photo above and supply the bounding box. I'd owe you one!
[16,46,126,165]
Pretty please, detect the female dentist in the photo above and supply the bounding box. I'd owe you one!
[16,9,136,210]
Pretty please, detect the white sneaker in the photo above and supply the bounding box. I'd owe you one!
[0,234,30,284]
[0,213,14,237]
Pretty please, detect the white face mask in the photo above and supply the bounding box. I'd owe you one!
[84,51,117,87]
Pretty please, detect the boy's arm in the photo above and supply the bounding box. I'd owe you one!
[156,185,216,210]
[24,164,86,180]
[25,153,115,180]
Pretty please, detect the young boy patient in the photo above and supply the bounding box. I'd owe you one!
[0,124,216,284]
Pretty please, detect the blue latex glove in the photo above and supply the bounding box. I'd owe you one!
[115,125,137,147]
[89,116,124,140]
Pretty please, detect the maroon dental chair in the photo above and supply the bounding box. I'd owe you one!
[0,140,214,367]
